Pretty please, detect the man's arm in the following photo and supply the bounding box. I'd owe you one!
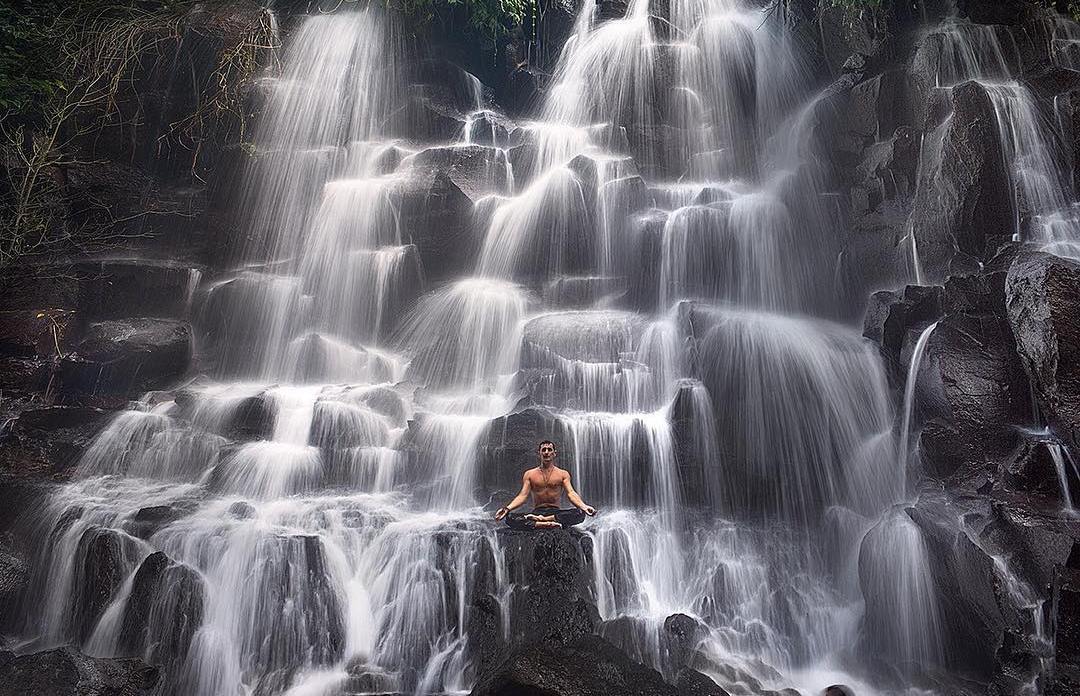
[495,472,532,519]
[563,474,596,515]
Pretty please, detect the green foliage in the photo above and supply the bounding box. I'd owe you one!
[396,0,536,39]
[0,1,70,119]
[0,0,274,265]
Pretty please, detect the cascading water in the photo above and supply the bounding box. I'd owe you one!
[916,19,1080,259]
[14,1,957,694]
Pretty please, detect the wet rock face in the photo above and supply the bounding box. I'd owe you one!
[478,407,570,495]
[469,634,678,696]
[62,319,193,395]
[498,528,599,646]
[118,552,205,669]
[0,647,158,696]
[862,284,944,380]
[69,527,143,644]
[903,497,1006,678]
[1052,567,1080,694]
[1006,251,1080,449]
[919,310,1032,478]
[392,170,478,283]
[0,406,113,480]
[911,81,1014,282]
[466,529,599,680]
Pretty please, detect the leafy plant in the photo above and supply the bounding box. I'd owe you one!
[0,0,275,265]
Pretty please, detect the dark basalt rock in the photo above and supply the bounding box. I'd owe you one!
[227,500,257,519]
[123,502,198,540]
[391,170,477,283]
[118,551,205,668]
[1002,433,1080,505]
[862,284,944,380]
[73,260,201,320]
[415,58,487,114]
[1005,251,1080,450]
[918,310,1032,479]
[895,490,1076,681]
[1050,566,1080,694]
[503,66,550,117]
[469,634,677,696]
[0,647,158,696]
[248,534,345,671]
[70,527,143,644]
[910,81,1014,282]
[823,686,855,696]
[496,528,599,649]
[465,112,513,148]
[0,406,113,480]
[62,319,193,395]
[478,407,570,494]
[0,539,28,618]
[224,392,276,441]
[389,90,468,143]
[676,667,731,696]
[405,144,512,201]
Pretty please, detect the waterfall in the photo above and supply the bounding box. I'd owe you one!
[14,1,962,694]
[919,19,1080,259]
[897,321,938,477]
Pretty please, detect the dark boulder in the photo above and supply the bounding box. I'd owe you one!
[495,528,599,649]
[847,122,918,217]
[69,527,143,644]
[1005,251,1080,450]
[72,260,201,320]
[0,647,158,696]
[910,81,1014,282]
[388,90,467,144]
[415,58,487,114]
[0,406,113,480]
[465,112,513,148]
[503,66,550,117]
[404,145,511,201]
[246,534,345,671]
[0,539,28,617]
[478,407,569,494]
[1002,433,1080,505]
[118,551,205,668]
[823,686,855,696]
[1051,566,1080,693]
[903,493,1009,679]
[391,170,478,282]
[227,500,257,519]
[224,392,277,441]
[542,276,627,309]
[123,502,198,540]
[676,667,731,696]
[62,319,193,395]
[469,634,677,696]
[918,309,1032,479]
[862,284,944,379]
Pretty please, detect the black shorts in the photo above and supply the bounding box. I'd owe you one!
[504,507,586,530]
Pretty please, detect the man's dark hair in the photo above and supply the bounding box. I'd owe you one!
[538,440,557,451]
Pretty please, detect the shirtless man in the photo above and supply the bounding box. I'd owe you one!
[494,440,596,529]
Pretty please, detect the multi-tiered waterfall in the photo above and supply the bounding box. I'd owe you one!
[12,1,957,694]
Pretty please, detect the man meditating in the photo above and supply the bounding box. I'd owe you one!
[494,440,596,529]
